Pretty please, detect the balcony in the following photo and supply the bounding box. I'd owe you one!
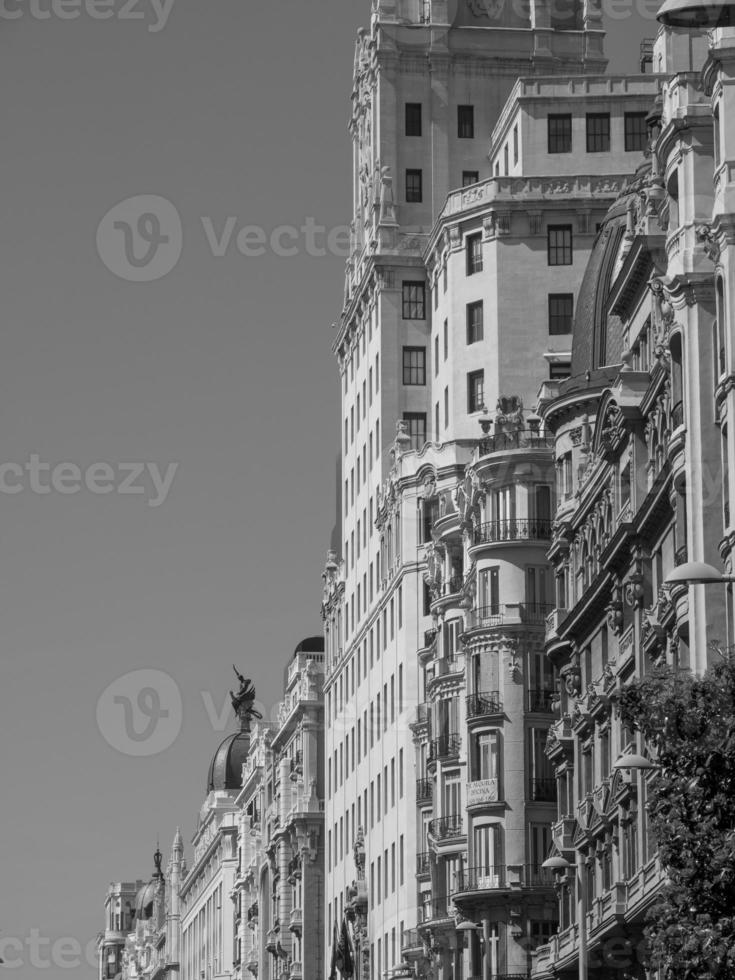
[545,608,568,642]
[466,691,503,719]
[416,778,433,803]
[453,865,555,895]
[466,604,551,631]
[428,733,461,762]
[473,518,552,546]
[520,602,554,624]
[528,689,555,712]
[401,928,424,954]
[421,894,453,923]
[478,429,554,456]
[529,778,557,802]
[429,814,463,841]
[289,907,302,936]
[416,850,431,876]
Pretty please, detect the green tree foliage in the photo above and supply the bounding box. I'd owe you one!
[618,657,735,979]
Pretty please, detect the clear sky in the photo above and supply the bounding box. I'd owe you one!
[0,1,652,975]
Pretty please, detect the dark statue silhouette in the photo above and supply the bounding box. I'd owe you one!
[230,666,263,732]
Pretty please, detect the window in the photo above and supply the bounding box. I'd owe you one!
[586,113,610,152]
[463,170,479,186]
[443,319,448,360]
[458,104,475,138]
[403,413,427,452]
[405,102,422,137]
[503,144,509,175]
[548,114,572,153]
[466,233,483,275]
[402,281,426,319]
[402,347,426,385]
[468,369,485,413]
[406,169,423,202]
[434,335,439,375]
[513,123,519,164]
[444,386,449,429]
[547,226,573,266]
[548,294,574,334]
[624,112,648,152]
[549,362,571,380]
[467,301,484,343]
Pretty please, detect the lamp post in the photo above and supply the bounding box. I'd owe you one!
[541,854,587,980]
[455,918,491,980]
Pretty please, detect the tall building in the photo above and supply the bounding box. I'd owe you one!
[232,636,326,980]
[321,1,639,978]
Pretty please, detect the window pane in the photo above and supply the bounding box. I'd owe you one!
[586,113,610,152]
[624,112,647,152]
[402,282,426,319]
[405,102,422,137]
[467,301,484,343]
[548,293,574,334]
[466,233,483,275]
[468,370,484,413]
[462,170,479,187]
[406,169,423,202]
[548,114,572,153]
[458,104,474,139]
[402,347,426,385]
[403,413,427,452]
[547,226,573,266]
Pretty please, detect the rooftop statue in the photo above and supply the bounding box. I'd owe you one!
[230,666,263,732]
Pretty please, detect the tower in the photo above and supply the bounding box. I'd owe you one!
[323,1,611,977]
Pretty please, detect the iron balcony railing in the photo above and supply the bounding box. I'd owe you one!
[521,602,554,623]
[428,733,461,762]
[453,866,555,893]
[416,851,431,876]
[429,814,463,841]
[466,691,503,719]
[478,429,554,456]
[416,778,433,803]
[528,689,555,712]
[466,603,552,630]
[473,518,553,545]
[421,895,452,923]
[401,928,423,952]
[529,778,557,802]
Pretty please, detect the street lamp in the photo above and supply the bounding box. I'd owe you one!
[454,918,492,980]
[541,852,587,980]
[612,753,658,771]
[664,561,735,586]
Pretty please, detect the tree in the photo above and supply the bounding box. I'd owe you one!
[618,654,735,980]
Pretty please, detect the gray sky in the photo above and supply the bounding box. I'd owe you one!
[0,1,651,975]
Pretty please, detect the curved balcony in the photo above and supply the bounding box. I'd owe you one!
[428,733,461,763]
[465,603,552,632]
[466,691,503,720]
[416,778,433,803]
[401,928,424,955]
[429,814,463,841]
[478,429,554,457]
[473,518,552,547]
[453,865,555,898]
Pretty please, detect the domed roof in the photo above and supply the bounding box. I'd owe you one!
[134,848,164,921]
[294,636,324,655]
[207,730,251,793]
[570,165,650,378]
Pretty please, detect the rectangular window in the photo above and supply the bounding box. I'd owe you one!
[435,401,440,439]
[467,301,484,343]
[586,113,610,152]
[466,233,483,275]
[405,102,422,137]
[434,335,439,375]
[549,293,574,334]
[468,369,485,413]
[443,319,448,360]
[402,282,426,319]
[462,170,479,187]
[547,226,573,266]
[406,168,423,203]
[550,362,571,380]
[402,346,426,385]
[624,111,648,152]
[444,386,449,429]
[513,123,519,164]
[548,114,572,153]
[458,104,475,138]
[403,412,427,452]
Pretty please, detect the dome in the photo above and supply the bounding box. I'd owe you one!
[134,880,157,921]
[207,730,251,793]
[293,636,324,655]
[570,164,651,379]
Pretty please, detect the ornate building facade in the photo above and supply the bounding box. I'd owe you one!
[232,637,326,980]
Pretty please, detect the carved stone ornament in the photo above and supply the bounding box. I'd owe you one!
[695,222,720,263]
